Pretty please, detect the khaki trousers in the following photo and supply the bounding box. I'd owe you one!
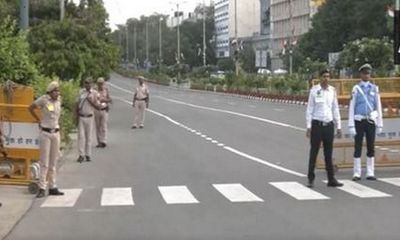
[94,110,108,144]
[133,101,146,127]
[38,131,60,189]
[78,116,93,157]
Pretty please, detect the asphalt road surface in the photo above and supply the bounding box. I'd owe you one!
[6,73,400,240]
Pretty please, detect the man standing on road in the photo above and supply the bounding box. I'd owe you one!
[132,76,149,129]
[76,78,102,163]
[29,81,64,198]
[348,64,383,181]
[94,77,112,148]
[305,70,343,188]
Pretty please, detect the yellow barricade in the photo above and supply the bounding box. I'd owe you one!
[317,140,400,170]
[0,85,41,193]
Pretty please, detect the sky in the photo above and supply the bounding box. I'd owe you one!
[101,0,210,29]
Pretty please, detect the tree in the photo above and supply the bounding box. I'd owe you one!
[0,17,39,84]
[296,0,392,63]
[239,44,256,73]
[336,37,393,76]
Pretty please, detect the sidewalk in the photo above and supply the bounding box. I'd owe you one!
[0,134,76,240]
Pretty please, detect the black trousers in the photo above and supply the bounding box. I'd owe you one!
[354,119,376,158]
[308,121,335,182]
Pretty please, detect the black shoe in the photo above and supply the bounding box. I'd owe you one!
[131,126,137,129]
[139,125,144,129]
[327,180,343,187]
[96,143,102,148]
[77,156,84,163]
[101,142,106,148]
[37,189,46,198]
[306,180,314,188]
[49,188,64,196]
[86,156,91,162]
[366,176,377,181]
[352,176,361,181]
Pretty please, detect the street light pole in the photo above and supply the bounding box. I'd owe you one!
[202,0,207,66]
[159,17,163,64]
[134,23,137,68]
[19,0,29,30]
[60,0,65,21]
[288,0,294,75]
[234,0,239,76]
[146,20,149,69]
[126,25,129,70]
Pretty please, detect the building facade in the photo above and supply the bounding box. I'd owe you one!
[252,0,271,69]
[214,0,260,58]
[270,0,318,70]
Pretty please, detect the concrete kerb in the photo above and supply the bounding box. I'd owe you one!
[0,133,77,240]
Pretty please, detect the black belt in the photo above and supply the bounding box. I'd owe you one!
[135,98,147,101]
[312,120,333,127]
[79,113,93,118]
[41,128,59,133]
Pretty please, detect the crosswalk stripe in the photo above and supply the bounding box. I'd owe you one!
[101,188,134,206]
[269,182,329,200]
[41,189,82,207]
[213,184,263,202]
[158,186,199,204]
[326,180,392,198]
[380,178,400,187]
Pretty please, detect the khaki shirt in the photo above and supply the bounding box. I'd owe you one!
[78,88,98,115]
[135,84,149,100]
[96,87,110,107]
[34,95,61,129]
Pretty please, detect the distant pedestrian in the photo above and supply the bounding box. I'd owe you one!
[76,78,102,163]
[94,77,111,148]
[348,64,383,181]
[29,81,64,198]
[132,76,149,129]
[305,70,343,188]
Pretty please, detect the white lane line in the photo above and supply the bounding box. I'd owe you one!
[196,132,202,135]
[101,188,134,206]
[269,182,329,200]
[223,146,305,177]
[217,143,225,147]
[212,140,218,144]
[324,180,391,198]
[158,186,199,204]
[157,96,305,132]
[206,137,212,141]
[201,134,207,138]
[213,184,263,202]
[380,178,400,187]
[41,189,82,207]
[118,99,306,177]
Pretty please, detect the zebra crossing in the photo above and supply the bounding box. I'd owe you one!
[39,178,400,208]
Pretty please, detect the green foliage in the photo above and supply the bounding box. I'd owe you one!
[217,58,235,72]
[239,44,256,73]
[0,17,39,84]
[28,19,119,80]
[336,37,393,76]
[296,0,392,62]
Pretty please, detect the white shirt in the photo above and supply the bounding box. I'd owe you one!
[306,84,341,129]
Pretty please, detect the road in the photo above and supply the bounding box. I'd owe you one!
[6,73,400,240]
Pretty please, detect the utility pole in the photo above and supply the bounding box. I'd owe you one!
[60,0,65,21]
[145,20,149,68]
[134,23,137,69]
[126,25,129,70]
[159,17,163,64]
[234,0,239,76]
[288,0,294,75]
[202,0,207,66]
[19,0,29,30]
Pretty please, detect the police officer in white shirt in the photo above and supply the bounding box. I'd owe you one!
[306,70,343,188]
[348,63,383,181]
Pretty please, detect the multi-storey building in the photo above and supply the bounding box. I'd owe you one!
[214,0,260,58]
[253,0,271,69]
[270,0,318,70]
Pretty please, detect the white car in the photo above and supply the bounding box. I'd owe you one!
[257,68,271,75]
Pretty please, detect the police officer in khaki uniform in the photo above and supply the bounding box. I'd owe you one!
[94,77,111,148]
[76,78,102,163]
[29,81,64,198]
[132,76,149,129]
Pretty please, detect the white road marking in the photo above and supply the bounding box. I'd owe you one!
[324,180,391,198]
[41,189,82,207]
[158,186,199,204]
[380,178,400,187]
[212,140,218,144]
[213,184,263,202]
[118,98,306,177]
[157,96,305,132]
[101,188,134,206]
[269,182,329,200]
